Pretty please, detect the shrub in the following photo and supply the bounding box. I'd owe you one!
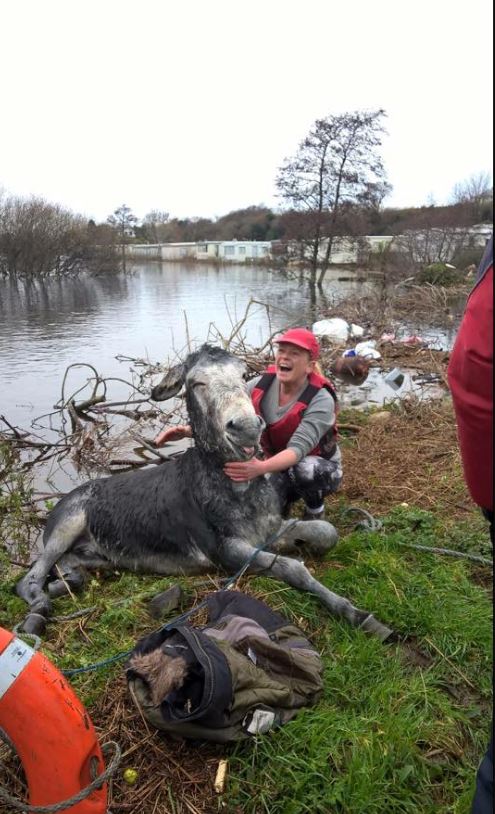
[416,262,466,286]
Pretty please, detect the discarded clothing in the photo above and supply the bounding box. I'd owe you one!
[127,590,324,743]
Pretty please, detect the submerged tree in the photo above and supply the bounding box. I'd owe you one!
[276,109,391,287]
[107,204,138,272]
[0,193,118,279]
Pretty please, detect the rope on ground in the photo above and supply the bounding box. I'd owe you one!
[11,627,41,651]
[52,606,98,622]
[345,506,493,566]
[343,507,383,531]
[396,542,492,566]
[0,740,121,813]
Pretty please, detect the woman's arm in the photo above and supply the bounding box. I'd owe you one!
[154,424,192,447]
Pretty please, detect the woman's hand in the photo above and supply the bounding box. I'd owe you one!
[154,424,192,447]
[224,448,298,481]
[223,458,267,482]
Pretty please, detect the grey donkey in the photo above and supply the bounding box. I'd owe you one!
[16,344,393,640]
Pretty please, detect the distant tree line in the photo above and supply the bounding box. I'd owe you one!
[0,192,118,279]
[1,190,490,283]
[134,195,492,246]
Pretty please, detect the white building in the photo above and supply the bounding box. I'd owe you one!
[217,241,271,261]
[303,235,394,265]
[126,240,272,263]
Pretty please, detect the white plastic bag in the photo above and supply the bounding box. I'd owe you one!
[312,318,349,342]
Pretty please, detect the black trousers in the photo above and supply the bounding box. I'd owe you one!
[274,454,343,513]
[472,735,493,814]
[471,509,493,814]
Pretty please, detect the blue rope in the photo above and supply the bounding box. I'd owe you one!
[62,650,133,677]
[61,520,298,677]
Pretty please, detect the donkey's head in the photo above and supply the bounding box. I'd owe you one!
[151,345,264,461]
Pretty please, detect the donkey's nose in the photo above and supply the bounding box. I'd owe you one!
[226,418,244,432]
[257,415,266,430]
[226,415,263,437]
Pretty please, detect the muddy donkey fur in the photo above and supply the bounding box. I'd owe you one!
[17,344,392,640]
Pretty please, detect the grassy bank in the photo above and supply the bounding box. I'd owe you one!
[0,402,492,814]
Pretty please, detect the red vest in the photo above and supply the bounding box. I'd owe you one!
[251,366,338,458]
[448,237,493,509]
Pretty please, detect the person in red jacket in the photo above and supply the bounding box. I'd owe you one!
[156,328,368,520]
[448,234,493,814]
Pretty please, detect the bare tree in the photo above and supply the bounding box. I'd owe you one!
[392,193,492,270]
[143,209,170,243]
[276,109,391,288]
[107,204,138,272]
[451,172,493,222]
[394,226,471,269]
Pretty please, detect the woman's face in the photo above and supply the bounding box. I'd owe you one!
[275,343,313,386]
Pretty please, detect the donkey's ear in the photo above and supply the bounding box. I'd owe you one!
[151,363,186,401]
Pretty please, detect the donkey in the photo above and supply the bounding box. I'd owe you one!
[16,345,392,640]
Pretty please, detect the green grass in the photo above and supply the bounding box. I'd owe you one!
[227,521,491,813]
[0,506,492,813]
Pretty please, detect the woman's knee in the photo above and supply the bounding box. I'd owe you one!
[293,456,342,490]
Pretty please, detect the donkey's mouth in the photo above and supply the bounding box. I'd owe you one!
[226,439,258,461]
[242,446,256,458]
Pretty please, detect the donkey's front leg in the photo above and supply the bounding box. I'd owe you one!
[219,537,393,641]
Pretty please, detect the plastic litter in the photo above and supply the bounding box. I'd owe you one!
[384,368,405,390]
[401,335,425,346]
[312,318,349,343]
[360,348,381,360]
[355,339,376,353]
[343,349,356,357]
[354,339,381,360]
[349,323,364,338]
[380,332,396,343]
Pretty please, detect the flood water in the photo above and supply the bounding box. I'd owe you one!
[0,262,369,432]
[0,261,460,491]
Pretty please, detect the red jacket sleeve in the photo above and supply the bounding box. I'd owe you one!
[448,237,493,509]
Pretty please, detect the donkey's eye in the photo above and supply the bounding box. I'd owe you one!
[192,381,206,389]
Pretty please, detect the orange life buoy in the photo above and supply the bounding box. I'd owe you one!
[0,626,107,813]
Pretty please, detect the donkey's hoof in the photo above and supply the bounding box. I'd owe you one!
[21,613,47,636]
[48,570,85,598]
[48,580,70,598]
[358,614,394,642]
[147,584,183,619]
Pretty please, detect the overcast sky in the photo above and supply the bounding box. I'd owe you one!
[0,0,492,222]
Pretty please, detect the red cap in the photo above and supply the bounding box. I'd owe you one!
[275,327,320,360]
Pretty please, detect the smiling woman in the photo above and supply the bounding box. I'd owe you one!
[240,328,342,519]
[155,328,346,520]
